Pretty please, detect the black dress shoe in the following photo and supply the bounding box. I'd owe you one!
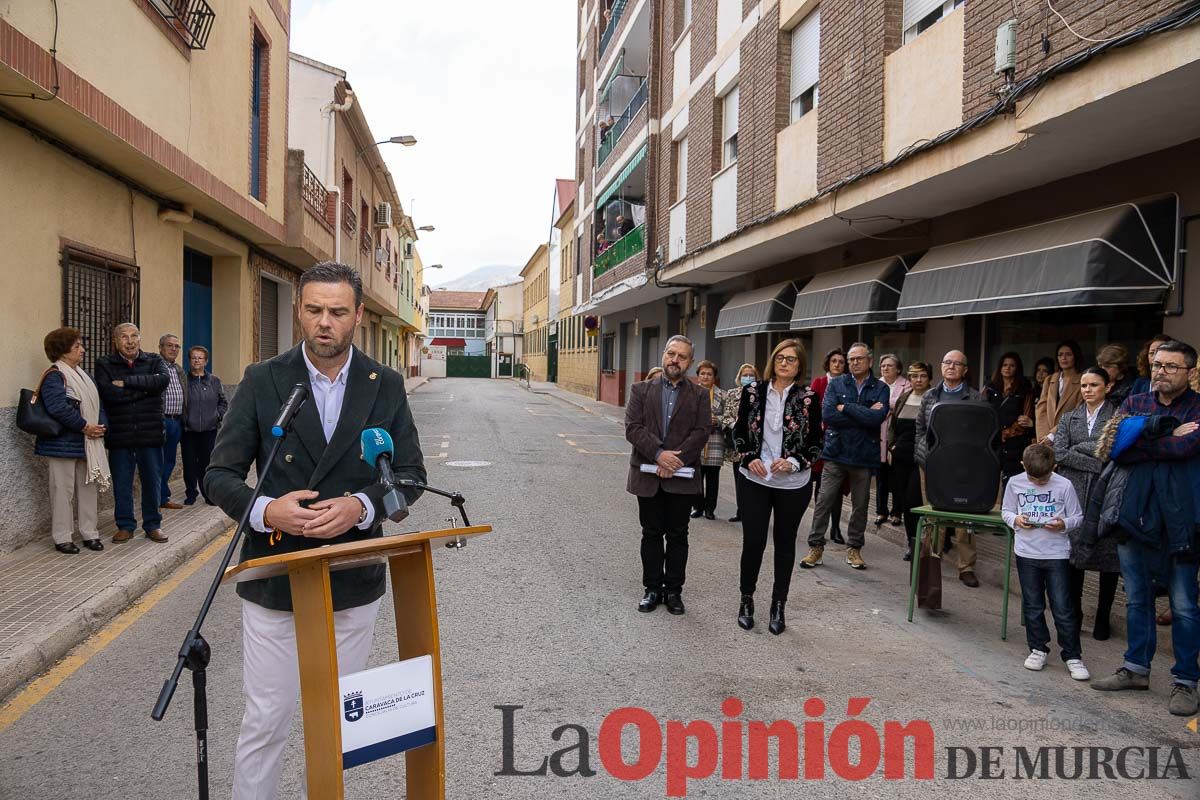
[737,595,754,630]
[81,539,104,552]
[183,497,197,506]
[638,590,661,613]
[728,515,741,523]
[902,541,914,562]
[704,511,716,520]
[768,600,786,635]
[690,509,704,518]
[830,528,846,545]
[664,593,685,615]
[55,542,80,554]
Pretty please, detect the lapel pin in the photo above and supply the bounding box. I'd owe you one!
[369,371,378,381]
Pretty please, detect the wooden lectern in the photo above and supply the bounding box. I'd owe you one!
[222,525,492,799]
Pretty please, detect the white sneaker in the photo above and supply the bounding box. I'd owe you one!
[1024,650,1048,671]
[1066,659,1091,681]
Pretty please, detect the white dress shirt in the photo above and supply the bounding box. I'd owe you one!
[250,344,375,533]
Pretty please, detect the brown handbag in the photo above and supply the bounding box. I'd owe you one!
[916,536,943,610]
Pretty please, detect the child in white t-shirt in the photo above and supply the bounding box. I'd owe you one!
[1001,443,1089,681]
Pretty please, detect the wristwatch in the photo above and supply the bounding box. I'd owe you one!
[356,498,369,525]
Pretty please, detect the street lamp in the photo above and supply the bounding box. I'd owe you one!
[417,225,435,232]
[427,264,444,269]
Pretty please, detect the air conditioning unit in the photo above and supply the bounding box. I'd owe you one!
[374,202,393,227]
[375,247,387,266]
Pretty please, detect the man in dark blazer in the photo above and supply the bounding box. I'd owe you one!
[625,334,710,615]
[205,262,425,800]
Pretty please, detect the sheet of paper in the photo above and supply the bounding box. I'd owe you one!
[640,464,695,478]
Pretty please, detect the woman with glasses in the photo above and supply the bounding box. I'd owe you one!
[720,363,760,523]
[810,349,847,544]
[731,340,822,635]
[1055,367,1119,641]
[984,352,1036,483]
[875,354,910,527]
[1035,340,1084,443]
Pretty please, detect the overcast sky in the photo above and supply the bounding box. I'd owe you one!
[291,0,577,285]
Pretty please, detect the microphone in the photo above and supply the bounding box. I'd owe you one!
[360,428,409,522]
[271,383,309,438]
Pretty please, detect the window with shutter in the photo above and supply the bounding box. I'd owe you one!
[903,0,963,43]
[722,86,739,168]
[789,9,820,123]
[259,276,279,361]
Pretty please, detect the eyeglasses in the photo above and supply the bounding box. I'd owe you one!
[846,356,868,363]
[1150,361,1187,375]
[942,360,967,368]
[774,354,799,365]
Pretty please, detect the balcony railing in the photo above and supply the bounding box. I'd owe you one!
[148,0,216,50]
[342,203,357,235]
[598,0,628,60]
[301,165,328,219]
[360,229,373,254]
[593,223,645,279]
[597,79,648,167]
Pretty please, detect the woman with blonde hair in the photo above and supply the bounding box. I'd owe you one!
[731,339,822,634]
[720,363,759,522]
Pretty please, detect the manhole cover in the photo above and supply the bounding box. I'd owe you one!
[445,460,491,468]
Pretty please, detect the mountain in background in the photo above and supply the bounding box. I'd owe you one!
[433,264,521,291]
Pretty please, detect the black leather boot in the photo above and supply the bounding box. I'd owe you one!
[737,595,754,630]
[902,540,914,561]
[768,600,786,635]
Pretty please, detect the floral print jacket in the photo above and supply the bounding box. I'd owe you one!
[732,379,824,471]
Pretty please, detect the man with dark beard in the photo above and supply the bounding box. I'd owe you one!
[625,335,711,615]
[205,261,427,799]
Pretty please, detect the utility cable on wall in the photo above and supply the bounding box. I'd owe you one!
[0,0,60,101]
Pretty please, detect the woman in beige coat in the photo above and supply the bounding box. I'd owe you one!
[1035,339,1084,443]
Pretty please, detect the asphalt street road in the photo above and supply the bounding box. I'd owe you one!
[0,378,1197,799]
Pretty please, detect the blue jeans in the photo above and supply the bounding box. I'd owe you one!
[1119,540,1200,688]
[109,447,163,533]
[1015,555,1081,662]
[160,417,182,503]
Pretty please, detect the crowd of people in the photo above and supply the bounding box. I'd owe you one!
[625,332,1200,718]
[31,324,227,553]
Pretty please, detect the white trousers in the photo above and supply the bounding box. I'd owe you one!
[47,457,99,544]
[231,597,382,800]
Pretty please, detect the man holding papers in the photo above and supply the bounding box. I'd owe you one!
[624,335,711,615]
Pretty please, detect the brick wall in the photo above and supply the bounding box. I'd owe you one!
[963,0,1189,118]
[558,350,600,398]
[686,76,717,249]
[815,0,903,190]
[593,249,648,293]
[692,0,720,73]
[735,3,786,227]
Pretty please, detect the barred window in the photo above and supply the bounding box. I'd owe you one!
[61,247,140,375]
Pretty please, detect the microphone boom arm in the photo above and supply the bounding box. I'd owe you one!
[395,479,471,527]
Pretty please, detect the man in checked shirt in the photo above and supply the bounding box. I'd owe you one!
[1092,340,1200,717]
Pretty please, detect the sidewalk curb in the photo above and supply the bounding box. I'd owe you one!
[0,514,232,702]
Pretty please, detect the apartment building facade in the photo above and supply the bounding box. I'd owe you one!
[483,280,525,378]
[288,53,425,373]
[0,0,301,551]
[574,0,1200,404]
[521,245,554,382]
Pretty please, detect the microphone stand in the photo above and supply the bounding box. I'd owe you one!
[394,479,472,546]
[150,415,297,800]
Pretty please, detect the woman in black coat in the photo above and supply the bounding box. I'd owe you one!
[886,362,932,561]
[983,352,1035,482]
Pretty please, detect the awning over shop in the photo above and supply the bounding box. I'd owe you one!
[429,338,466,347]
[789,258,907,329]
[897,199,1176,320]
[715,281,801,338]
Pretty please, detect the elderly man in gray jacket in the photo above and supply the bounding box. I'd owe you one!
[915,350,989,587]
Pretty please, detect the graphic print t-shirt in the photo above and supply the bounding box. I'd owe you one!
[1001,472,1082,559]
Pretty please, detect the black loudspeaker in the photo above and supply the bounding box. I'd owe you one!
[925,402,1001,514]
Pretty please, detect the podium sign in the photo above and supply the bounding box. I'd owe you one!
[341,656,437,768]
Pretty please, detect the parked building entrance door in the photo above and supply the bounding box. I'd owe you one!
[498,353,513,377]
[183,248,213,369]
[547,332,558,382]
